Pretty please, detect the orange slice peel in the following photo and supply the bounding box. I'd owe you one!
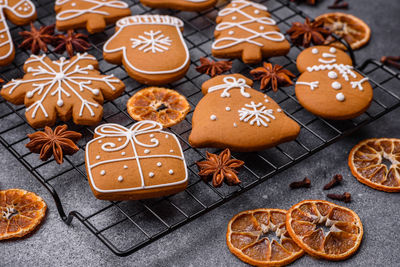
[315,12,371,51]
[0,189,47,240]
[348,138,400,192]
[286,200,363,261]
[127,87,190,128]
[227,208,304,266]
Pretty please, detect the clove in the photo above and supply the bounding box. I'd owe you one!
[381,56,400,70]
[328,0,349,9]
[323,174,343,190]
[327,192,351,203]
[290,177,311,189]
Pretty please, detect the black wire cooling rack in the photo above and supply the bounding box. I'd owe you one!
[0,0,399,257]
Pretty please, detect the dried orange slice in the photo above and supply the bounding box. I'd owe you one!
[286,200,363,261]
[0,189,47,240]
[127,87,190,128]
[348,138,400,192]
[227,209,304,266]
[315,12,371,50]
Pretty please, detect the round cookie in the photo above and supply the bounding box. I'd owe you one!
[139,0,217,11]
[295,46,373,120]
[103,15,190,85]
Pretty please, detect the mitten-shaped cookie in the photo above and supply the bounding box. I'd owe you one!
[103,15,190,85]
[189,74,300,152]
[0,0,36,66]
[55,0,131,34]
[140,0,217,11]
[212,0,290,64]
[295,46,373,120]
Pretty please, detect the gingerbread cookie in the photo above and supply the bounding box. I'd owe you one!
[1,53,125,128]
[55,0,132,34]
[189,74,300,152]
[0,0,36,66]
[103,15,190,85]
[295,46,373,120]
[85,121,188,200]
[212,0,290,64]
[139,0,217,11]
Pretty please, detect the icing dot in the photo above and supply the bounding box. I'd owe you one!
[170,149,174,153]
[157,162,162,167]
[169,169,174,175]
[100,170,106,175]
[121,152,126,156]
[329,47,337,53]
[312,48,319,54]
[228,31,234,35]
[210,114,217,121]
[118,138,122,141]
[165,134,169,138]
[254,9,260,14]
[259,26,264,31]
[96,155,100,160]
[27,67,33,72]
[98,140,102,144]
[117,176,123,182]
[232,16,237,20]
[336,92,345,102]
[93,89,100,96]
[332,81,342,90]
[88,65,94,70]
[277,109,282,112]
[57,99,64,107]
[144,149,150,154]
[225,107,231,111]
[124,165,128,169]
[71,3,76,6]
[151,138,157,143]
[328,71,338,79]
[264,98,269,103]
[150,134,155,138]
[232,3,237,7]
[26,91,33,98]
[149,172,155,178]
[0,35,4,38]
[233,122,238,128]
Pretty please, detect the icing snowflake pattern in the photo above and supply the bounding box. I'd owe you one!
[238,101,275,127]
[131,30,172,53]
[1,53,124,127]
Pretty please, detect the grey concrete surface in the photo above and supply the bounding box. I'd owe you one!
[1,0,400,266]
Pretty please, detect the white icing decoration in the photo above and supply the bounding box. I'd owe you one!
[121,152,126,155]
[306,64,357,81]
[233,122,238,127]
[328,71,337,79]
[165,134,169,138]
[98,140,102,143]
[157,162,162,167]
[149,172,154,178]
[329,47,336,53]
[85,121,187,193]
[238,101,275,127]
[210,114,217,121]
[232,16,237,20]
[131,30,172,53]
[259,26,264,30]
[296,81,319,90]
[331,81,342,90]
[228,30,234,35]
[117,176,124,182]
[57,99,64,107]
[103,15,189,75]
[169,169,174,175]
[124,165,128,169]
[277,109,282,112]
[55,0,129,21]
[225,107,231,111]
[336,92,345,102]
[212,0,285,51]
[118,138,122,141]
[170,149,174,153]
[318,58,336,64]
[351,77,369,91]
[2,53,120,120]
[312,48,318,54]
[207,76,251,98]
[144,149,150,154]
[150,134,155,138]
[96,155,100,160]
[254,9,260,14]
[100,170,106,175]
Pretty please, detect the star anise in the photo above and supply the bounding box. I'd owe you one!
[196,149,244,187]
[290,0,318,5]
[195,57,232,77]
[53,30,91,58]
[26,125,82,164]
[19,23,55,55]
[250,62,295,91]
[287,18,331,48]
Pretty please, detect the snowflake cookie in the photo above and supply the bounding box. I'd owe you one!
[189,74,300,152]
[139,0,217,11]
[0,0,36,66]
[55,0,132,34]
[1,53,125,128]
[85,120,188,200]
[295,46,373,120]
[103,15,190,85]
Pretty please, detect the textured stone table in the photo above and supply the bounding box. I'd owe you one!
[1,0,399,266]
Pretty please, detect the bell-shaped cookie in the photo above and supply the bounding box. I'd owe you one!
[189,74,300,152]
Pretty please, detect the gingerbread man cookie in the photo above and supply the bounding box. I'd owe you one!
[85,121,188,200]
[295,46,373,120]
[189,74,300,152]
[1,53,125,128]
[55,0,132,34]
[139,0,217,11]
[103,15,190,85]
[212,0,290,64]
[0,0,36,66]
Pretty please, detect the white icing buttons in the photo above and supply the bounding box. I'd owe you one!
[225,107,231,111]
[98,140,102,144]
[336,93,345,102]
[170,149,174,153]
[210,114,217,121]
[100,170,106,176]
[124,165,128,169]
[232,16,237,20]
[169,169,174,175]
[277,109,282,112]
[312,48,319,54]
[157,162,162,167]
[150,134,155,138]
[233,122,238,128]
[328,71,338,79]
[165,134,169,138]
[117,176,124,182]
[96,155,100,160]
[121,152,126,156]
[259,26,264,31]
[332,81,342,90]
[254,9,260,14]
[228,31,234,35]
[144,149,150,154]
[329,47,336,53]
[118,138,122,141]
[149,172,155,178]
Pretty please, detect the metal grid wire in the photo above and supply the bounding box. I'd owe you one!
[0,0,399,257]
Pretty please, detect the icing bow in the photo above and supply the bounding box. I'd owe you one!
[208,76,251,98]
[94,121,163,152]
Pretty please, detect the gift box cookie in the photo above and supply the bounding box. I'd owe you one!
[85,121,188,200]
